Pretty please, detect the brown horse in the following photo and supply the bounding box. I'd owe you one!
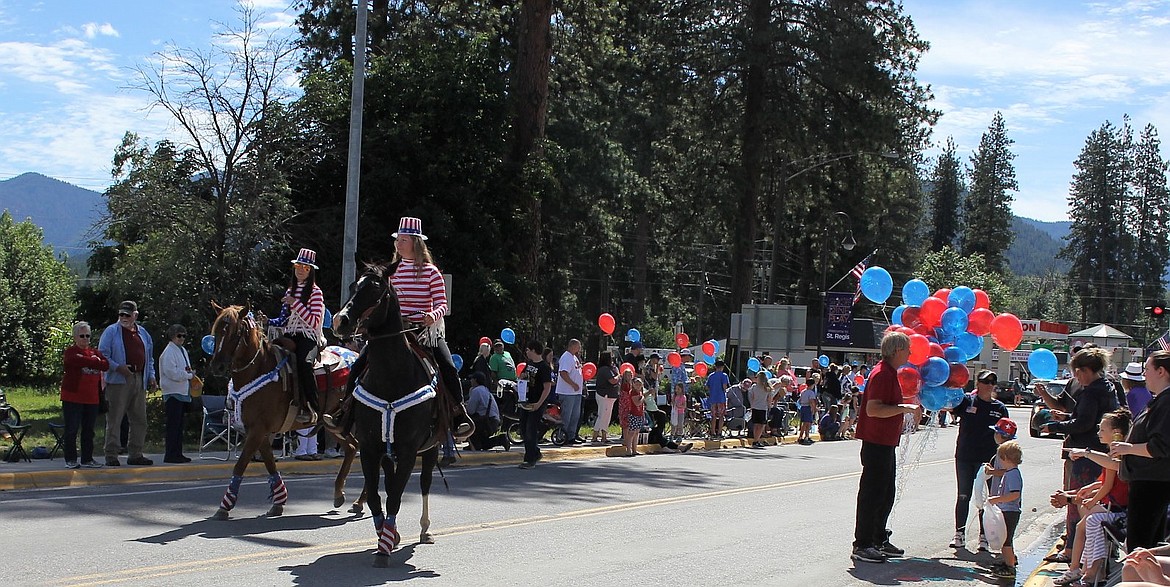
[207,302,300,520]
[316,361,366,513]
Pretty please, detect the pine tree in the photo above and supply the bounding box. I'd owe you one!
[1130,123,1170,308]
[928,137,965,251]
[961,112,1017,272]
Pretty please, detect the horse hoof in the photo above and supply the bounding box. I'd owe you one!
[267,504,284,517]
[420,532,435,544]
[211,508,230,521]
[349,503,364,515]
[333,494,345,509]
[373,553,389,568]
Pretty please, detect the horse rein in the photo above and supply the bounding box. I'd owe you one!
[219,313,264,373]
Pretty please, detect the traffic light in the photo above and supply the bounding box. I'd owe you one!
[1149,305,1166,318]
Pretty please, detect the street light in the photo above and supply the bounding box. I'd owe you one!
[765,150,898,303]
[815,211,855,359]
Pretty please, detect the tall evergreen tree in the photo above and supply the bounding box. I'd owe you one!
[961,112,1017,272]
[927,137,964,251]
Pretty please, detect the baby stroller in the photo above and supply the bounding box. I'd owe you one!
[505,400,567,446]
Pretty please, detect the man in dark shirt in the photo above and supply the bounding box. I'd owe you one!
[97,300,156,467]
[949,370,1008,551]
[518,340,553,469]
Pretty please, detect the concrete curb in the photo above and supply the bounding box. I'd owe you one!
[0,433,818,491]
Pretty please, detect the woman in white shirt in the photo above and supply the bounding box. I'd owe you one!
[159,324,194,463]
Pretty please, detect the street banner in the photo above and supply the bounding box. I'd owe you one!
[824,292,854,346]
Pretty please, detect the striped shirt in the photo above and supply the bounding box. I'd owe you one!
[272,282,325,338]
[391,259,448,323]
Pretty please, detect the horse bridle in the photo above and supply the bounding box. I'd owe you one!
[350,274,422,343]
[218,311,263,373]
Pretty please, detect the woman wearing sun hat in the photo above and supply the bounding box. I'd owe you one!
[269,247,325,423]
[1121,362,1152,418]
[387,217,473,439]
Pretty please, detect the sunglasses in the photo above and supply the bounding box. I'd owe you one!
[175,334,187,338]
[76,334,91,338]
[978,378,995,384]
[118,312,132,318]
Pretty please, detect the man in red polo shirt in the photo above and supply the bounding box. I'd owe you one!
[851,331,923,564]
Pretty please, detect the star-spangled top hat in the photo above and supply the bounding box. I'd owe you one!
[291,248,319,269]
[391,217,428,241]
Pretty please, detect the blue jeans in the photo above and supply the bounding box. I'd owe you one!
[62,401,98,464]
[560,394,582,440]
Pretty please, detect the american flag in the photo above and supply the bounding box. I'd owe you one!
[850,254,872,304]
[1157,330,1170,352]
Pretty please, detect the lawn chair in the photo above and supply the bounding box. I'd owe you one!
[199,395,238,461]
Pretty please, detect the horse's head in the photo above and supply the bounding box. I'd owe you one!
[333,262,402,337]
[208,303,261,377]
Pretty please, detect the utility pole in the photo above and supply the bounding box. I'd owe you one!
[340,0,368,306]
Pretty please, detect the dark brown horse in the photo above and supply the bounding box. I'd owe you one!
[207,302,300,520]
[332,263,442,567]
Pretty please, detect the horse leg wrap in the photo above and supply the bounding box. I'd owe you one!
[377,518,400,554]
[268,473,288,505]
[220,475,243,511]
[372,513,385,535]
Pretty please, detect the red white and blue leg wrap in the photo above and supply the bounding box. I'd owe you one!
[377,516,400,554]
[268,473,288,505]
[220,475,243,511]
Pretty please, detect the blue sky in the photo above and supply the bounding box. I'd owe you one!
[1,1,1168,222]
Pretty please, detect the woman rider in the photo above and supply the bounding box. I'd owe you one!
[269,248,325,423]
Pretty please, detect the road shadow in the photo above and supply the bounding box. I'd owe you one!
[847,554,1009,586]
[280,543,439,585]
[136,511,359,545]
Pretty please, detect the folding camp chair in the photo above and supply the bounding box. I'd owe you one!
[199,395,238,460]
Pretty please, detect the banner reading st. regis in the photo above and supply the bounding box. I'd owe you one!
[824,292,855,345]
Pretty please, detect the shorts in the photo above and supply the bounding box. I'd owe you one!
[1002,510,1021,547]
[750,408,768,425]
[708,391,727,404]
[799,405,814,423]
[626,415,644,430]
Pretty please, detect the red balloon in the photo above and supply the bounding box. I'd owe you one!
[973,289,991,310]
[946,363,971,388]
[479,336,491,346]
[990,312,1024,351]
[908,333,931,365]
[967,308,994,336]
[929,342,945,359]
[855,374,865,386]
[702,341,716,357]
[582,362,597,380]
[667,351,682,368]
[516,362,527,374]
[675,333,690,349]
[897,366,921,400]
[620,362,635,374]
[694,362,709,377]
[598,313,616,335]
[901,306,922,328]
[934,288,952,302]
[919,296,947,329]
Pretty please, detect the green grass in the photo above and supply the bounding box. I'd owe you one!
[1,384,175,456]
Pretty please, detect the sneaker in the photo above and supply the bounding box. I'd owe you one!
[950,531,965,549]
[105,458,121,467]
[851,547,888,564]
[879,542,905,557]
[1053,568,1084,586]
[518,461,535,469]
[679,442,694,453]
[991,564,1016,579]
[126,456,154,466]
[322,448,341,459]
[81,461,103,469]
[978,535,989,552]
[65,460,80,469]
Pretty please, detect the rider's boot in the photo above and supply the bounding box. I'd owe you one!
[453,403,474,443]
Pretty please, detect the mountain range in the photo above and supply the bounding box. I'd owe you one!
[2,171,1075,277]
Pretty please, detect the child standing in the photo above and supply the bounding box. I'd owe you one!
[988,440,1024,579]
[619,377,647,456]
[706,360,730,438]
[672,383,687,440]
[980,418,1019,551]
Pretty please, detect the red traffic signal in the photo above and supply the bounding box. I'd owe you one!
[1149,305,1166,318]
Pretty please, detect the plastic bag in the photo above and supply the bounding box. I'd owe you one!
[972,465,988,506]
[982,503,1007,551]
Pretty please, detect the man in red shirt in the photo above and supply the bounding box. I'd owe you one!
[852,331,923,564]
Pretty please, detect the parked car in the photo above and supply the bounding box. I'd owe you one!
[996,381,1039,406]
[1028,379,1069,438]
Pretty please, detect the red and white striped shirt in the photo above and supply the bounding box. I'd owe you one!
[391,259,448,324]
[284,282,325,335]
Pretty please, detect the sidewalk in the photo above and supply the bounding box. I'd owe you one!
[0,433,814,491]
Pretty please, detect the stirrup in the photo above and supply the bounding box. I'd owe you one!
[453,421,474,443]
[295,408,317,425]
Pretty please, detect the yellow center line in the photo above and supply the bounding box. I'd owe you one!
[55,457,950,586]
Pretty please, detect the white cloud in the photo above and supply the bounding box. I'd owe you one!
[0,38,120,94]
[81,22,119,39]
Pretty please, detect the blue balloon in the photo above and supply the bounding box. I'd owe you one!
[891,305,906,326]
[702,352,716,365]
[713,339,721,353]
[500,328,516,345]
[747,357,761,372]
[955,332,984,361]
[201,334,215,355]
[860,266,893,304]
[627,328,641,343]
[944,346,966,364]
[324,307,333,329]
[920,385,949,411]
[452,354,464,371]
[1028,348,1059,380]
[940,307,969,335]
[921,356,951,387]
[819,354,830,368]
[947,286,976,313]
[902,279,930,307]
[945,387,968,410]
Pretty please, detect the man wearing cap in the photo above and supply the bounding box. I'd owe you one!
[623,342,644,368]
[949,370,1009,551]
[98,301,156,466]
[1121,362,1152,417]
[489,341,518,384]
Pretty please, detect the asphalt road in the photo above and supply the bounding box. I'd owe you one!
[4,407,1067,587]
